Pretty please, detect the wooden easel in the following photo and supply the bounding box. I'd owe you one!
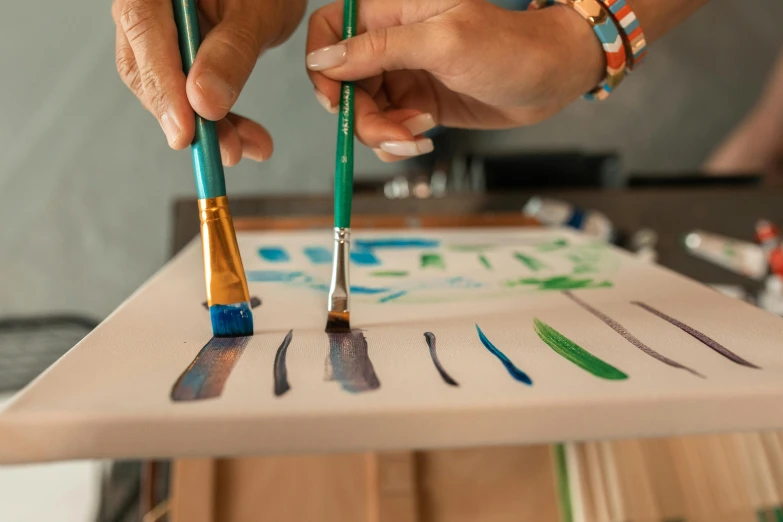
[166,211,563,522]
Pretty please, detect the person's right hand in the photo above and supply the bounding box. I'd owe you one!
[112,0,306,165]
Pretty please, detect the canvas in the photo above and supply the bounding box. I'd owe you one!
[2,227,783,465]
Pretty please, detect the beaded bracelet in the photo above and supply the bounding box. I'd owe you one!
[528,0,626,101]
[599,0,647,70]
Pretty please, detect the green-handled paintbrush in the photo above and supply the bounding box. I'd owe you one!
[172,0,253,337]
[325,0,358,334]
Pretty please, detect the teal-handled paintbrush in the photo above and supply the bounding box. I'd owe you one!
[172,0,253,337]
[325,0,358,334]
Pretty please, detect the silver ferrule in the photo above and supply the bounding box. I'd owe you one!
[328,228,351,313]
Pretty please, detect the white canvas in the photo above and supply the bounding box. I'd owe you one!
[2,227,783,465]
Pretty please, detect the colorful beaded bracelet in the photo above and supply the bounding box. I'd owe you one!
[599,0,647,70]
[528,0,626,101]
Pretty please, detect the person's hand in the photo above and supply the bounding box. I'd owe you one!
[306,0,604,162]
[113,0,306,165]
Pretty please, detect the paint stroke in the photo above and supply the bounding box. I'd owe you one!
[350,250,381,266]
[246,270,304,283]
[421,253,445,269]
[536,238,569,252]
[325,330,380,393]
[563,291,704,378]
[378,290,407,303]
[171,336,251,401]
[423,332,459,386]
[514,252,548,271]
[354,238,440,250]
[478,254,492,270]
[632,301,760,369]
[351,286,390,295]
[303,246,332,264]
[258,246,290,263]
[370,270,409,277]
[475,324,532,385]
[533,318,627,380]
[506,276,612,290]
[273,330,293,397]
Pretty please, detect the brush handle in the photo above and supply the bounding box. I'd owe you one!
[334,0,358,229]
[172,0,226,200]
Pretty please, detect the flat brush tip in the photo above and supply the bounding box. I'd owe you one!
[210,302,254,337]
[325,312,351,334]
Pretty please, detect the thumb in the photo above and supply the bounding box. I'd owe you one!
[306,24,436,81]
[186,11,267,121]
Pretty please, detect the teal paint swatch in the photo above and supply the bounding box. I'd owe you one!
[350,250,381,266]
[355,238,439,250]
[246,271,304,282]
[303,246,331,264]
[475,324,532,385]
[533,318,627,380]
[379,290,407,303]
[258,247,290,262]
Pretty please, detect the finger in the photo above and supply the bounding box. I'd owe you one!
[186,5,273,121]
[226,113,274,162]
[115,0,194,149]
[216,118,243,167]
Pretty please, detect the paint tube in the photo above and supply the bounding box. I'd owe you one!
[523,197,615,242]
[683,230,767,281]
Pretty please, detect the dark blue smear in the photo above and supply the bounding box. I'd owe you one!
[475,324,533,385]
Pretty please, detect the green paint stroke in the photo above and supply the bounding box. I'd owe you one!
[506,276,612,290]
[536,238,569,252]
[421,252,445,269]
[370,270,409,277]
[514,252,547,271]
[534,318,628,380]
[553,444,573,522]
[478,255,492,270]
[774,507,783,522]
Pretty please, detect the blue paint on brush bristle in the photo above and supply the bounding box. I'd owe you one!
[210,302,254,337]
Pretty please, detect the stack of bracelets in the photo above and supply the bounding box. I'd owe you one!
[528,0,647,101]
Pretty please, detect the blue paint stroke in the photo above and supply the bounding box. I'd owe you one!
[171,336,251,401]
[352,286,390,295]
[303,246,331,265]
[379,290,408,303]
[258,246,290,262]
[246,270,304,282]
[475,324,533,385]
[350,250,381,266]
[354,238,440,250]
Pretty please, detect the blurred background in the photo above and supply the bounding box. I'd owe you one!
[1,0,783,520]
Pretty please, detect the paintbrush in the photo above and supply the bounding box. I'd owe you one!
[172,0,253,337]
[325,0,358,334]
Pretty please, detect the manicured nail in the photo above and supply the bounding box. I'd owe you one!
[306,44,347,71]
[160,112,181,147]
[314,89,338,114]
[195,72,234,110]
[379,139,435,157]
[402,113,436,136]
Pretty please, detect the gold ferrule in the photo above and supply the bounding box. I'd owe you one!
[198,196,251,306]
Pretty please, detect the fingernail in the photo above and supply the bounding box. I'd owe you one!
[402,113,437,136]
[243,145,266,162]
[160,112,181,147]
[379,139,435,157]
[314,89,338,114]
[306,44,347,71]
[195,72,235,110]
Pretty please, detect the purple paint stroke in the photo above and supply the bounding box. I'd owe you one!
[273,330,293,397]
[424,332,458,386]
[631,301,760,369]
[562,291,704,378]
[171,336,251,401]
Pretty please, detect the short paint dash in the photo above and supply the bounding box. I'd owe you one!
[533,318,627,380]
[564,291,704,378]
[514,252,548,271]
[246,270,304,283]
[171,336,251,401]
[475,324,532,385]
[536,238,569,252]
[424,332,458,386]
[273,330,293,397]
[325,329,380,393]
[370,270,409,277]
[421,253,445,269]
[258,246,290,263]
[506,276,612,290]
[350,250,381,266]
[303,246,332,265]
[478,254,492,270]
[378,290,407,303]
[632,301,760,369]
[350,286,390,295]
[354,238,440,250]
